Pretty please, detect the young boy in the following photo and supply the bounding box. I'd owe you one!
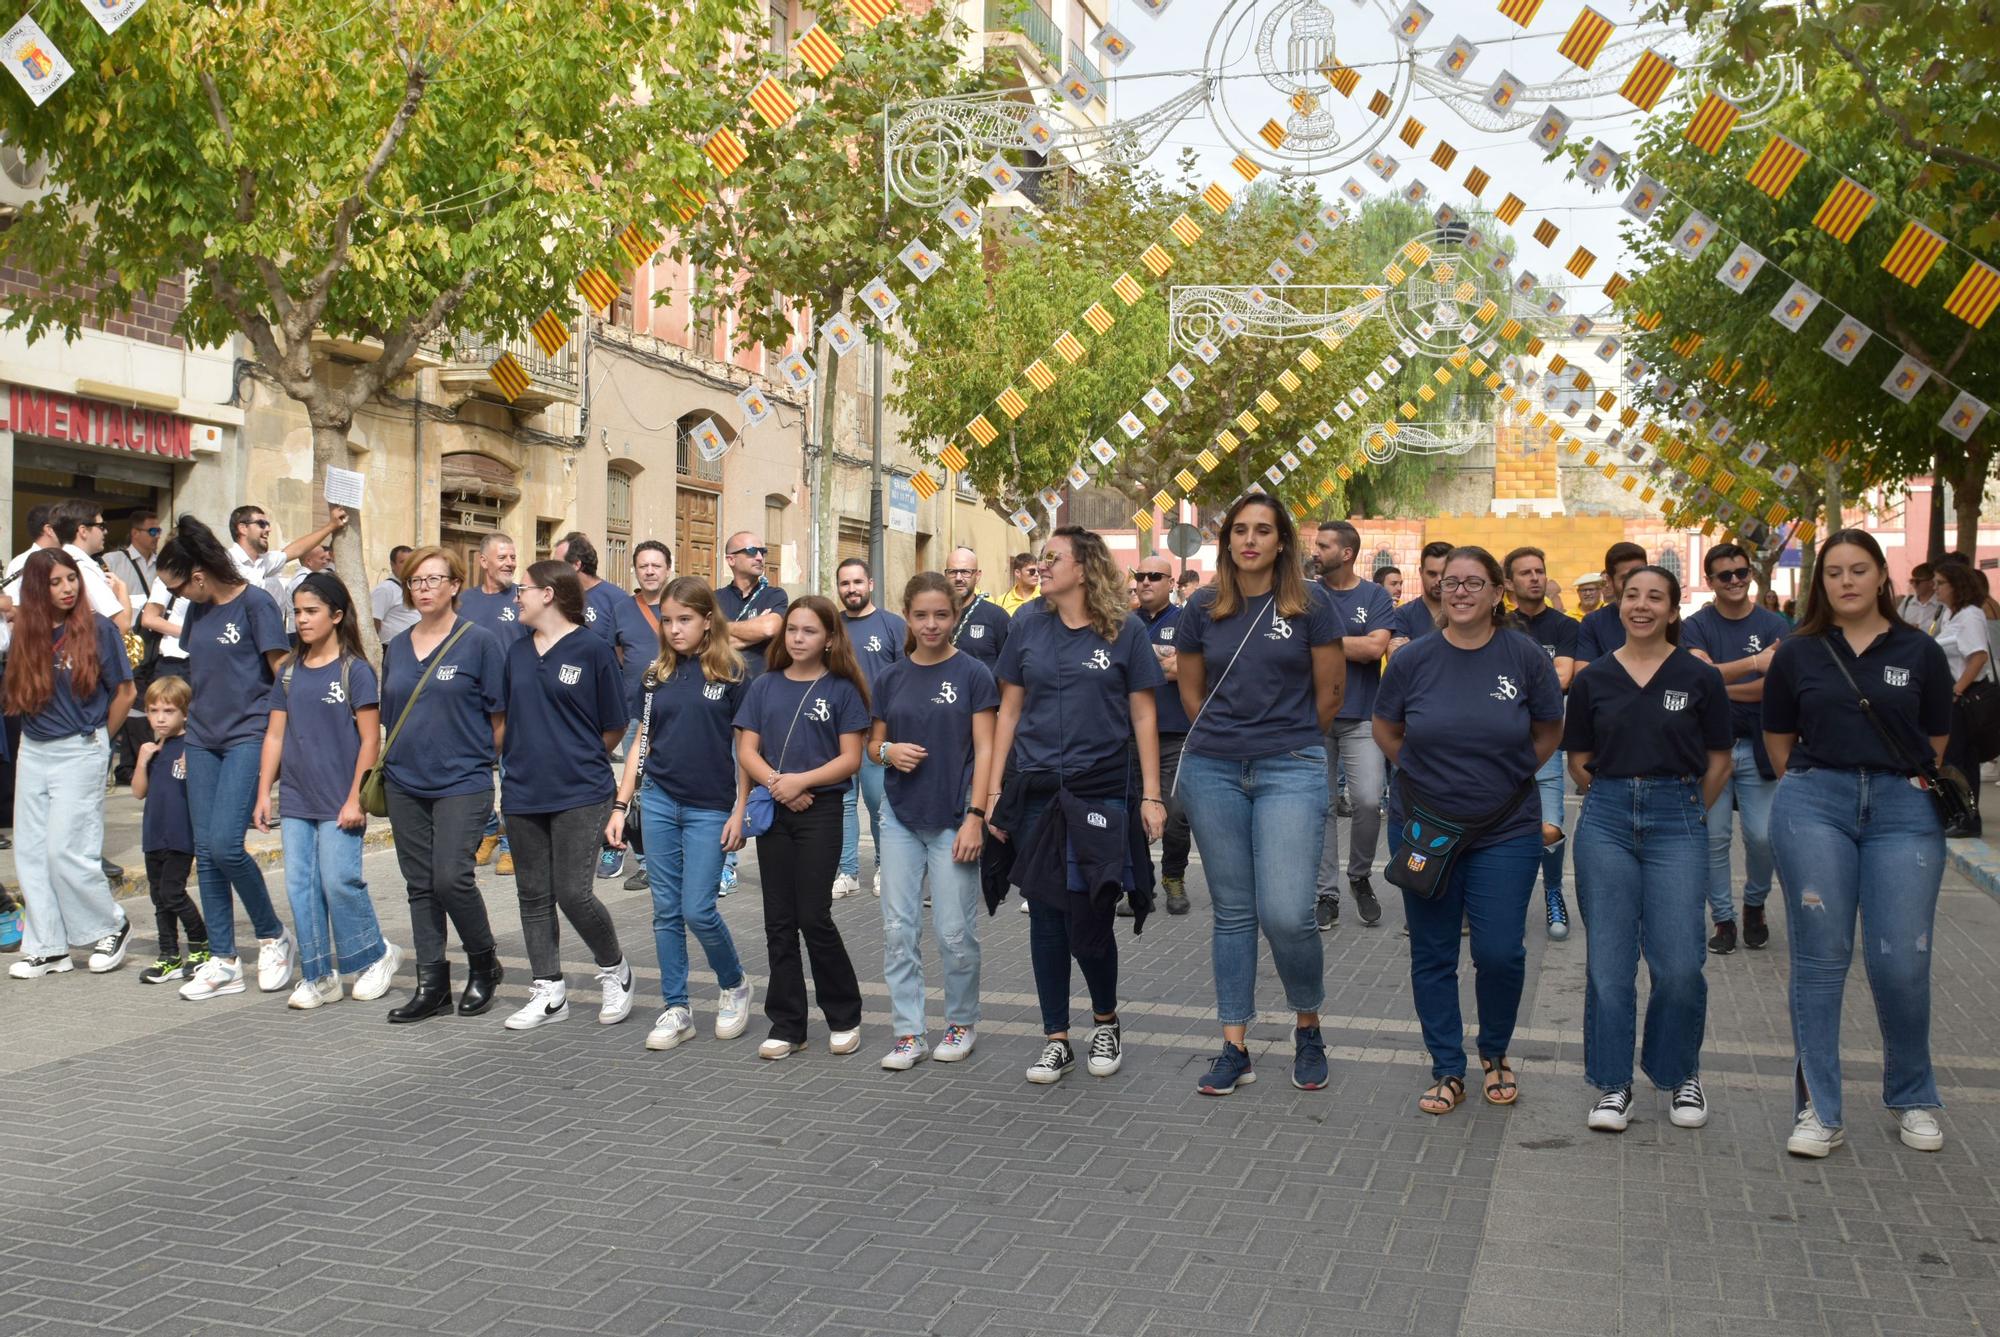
[130,677,209,983]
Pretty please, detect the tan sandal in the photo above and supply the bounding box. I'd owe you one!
[1482,1056,1519,1105]
[1419,1075,1466,1116]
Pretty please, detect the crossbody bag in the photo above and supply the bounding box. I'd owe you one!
[1819,637,1976,836]
[743,672,823,838]
[359,621,471,817]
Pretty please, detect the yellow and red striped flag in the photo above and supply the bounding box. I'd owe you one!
[1532,218,1560,247]
[1023,359,1056,393]
[1495,193,1525,225]
[1619,50,1678,111]
[1475,298,1499,324]
[577,267,620,312]
[1257,121,1286,151]
[1291,91,1319,116]
[1299,348,1321,371]
[1401,239,1432,267]
[1603,272,1630,300]
[1812,176,1877,242]
[938,442,969,472]
[703,127,747,176]
[1140,243,1172,277]
[1082,303,1115,335]
[1322,60,1360,97]
[1499,318,1523,341]
[1384,262,1407,287]
[616,223,659,268]
[1367,89,1391,119]
[1132,509,1154,532]
[1682,93,1739,154]
[530,309,570,357]
[1744,133,1810,200]
[1236,410,1260,434]
[966,414,998,447]
[845,0,896,26]
[1671,331,1705,358]
[1197,448,1219,472]
[1111,272,1145,305]
[995,387,1029,420]
[489,353,530,403]
[1053,330,1087,363]
[1217,430,1239,454]
[1152,490,1174,512]
[794,24,844,78]
[1881,221,1947,287]
[1547,354,1569,375]
[1169,213,1203,247]
[1498,0,1544,24]
[1175,468,1198,493]
[1566,247,1596,278]
[1200,182,1232,214]
[1430,141,1458,171]
[672,185,709,223]
[908,470,940,501]
[1634,310,1664,332]
[1558,8,1615,69]
[1257,390,1281,415]
[1944,261,2000,329]
[1278,368,1302,393]
[1465,165,1490,196]
[1399,117,1425,148]
[1232,153,1263,182]
[747,76,800,128]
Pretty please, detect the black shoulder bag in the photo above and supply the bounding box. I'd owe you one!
[1820,638,1976,836]
[1384,775,1536,899]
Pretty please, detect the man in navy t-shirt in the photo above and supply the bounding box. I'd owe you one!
[1572,541,1648,670]
[1386,540,1453,656]
[716,531,789,679]
[1504,545,1582,942]
[943,545,1010,666]
[1134,555,1194,914]
[455,533,525,873]
[835,558,907,897]
[555,531,657,883]
[1312,521,1396,928]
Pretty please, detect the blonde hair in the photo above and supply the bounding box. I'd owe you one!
[1052,526,1129,642]
[145,675,193,711]
[399,545,465,608]
[647,576,745,685]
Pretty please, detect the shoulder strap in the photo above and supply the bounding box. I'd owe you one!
[382,621,473,762]
[1819,635,1936,776]
[771,671,825,772]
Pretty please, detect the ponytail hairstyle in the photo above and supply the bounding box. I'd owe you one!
[155,514,245,592]
[3,548,102,716]
[768,593,871,709]
[649,575,745,685]
[900,571,957,654]
[1619,564,1683,645]
[524,559,587,627]
[1440,546,1509,629]
[292,572,368,661]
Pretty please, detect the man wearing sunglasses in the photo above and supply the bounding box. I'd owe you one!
[717,532,788,679]
[101,511,160,618]
[227,502,349,612]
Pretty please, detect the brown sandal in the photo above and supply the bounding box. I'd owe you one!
[1419,1075,1466,1116]
[1482,1056,1519,1105]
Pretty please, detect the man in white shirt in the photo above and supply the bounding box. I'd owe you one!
[227,502,348,606]
[101,510,160,616]
[5,498,131,633]
[1899,562,1944,635]
[141,576,191,675]
[371,544,421,642]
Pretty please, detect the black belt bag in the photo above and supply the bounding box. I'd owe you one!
[1385,776,1535,900]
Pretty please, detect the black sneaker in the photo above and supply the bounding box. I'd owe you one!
[1587,1085,1634,1132]
[1315,893,1339,932]
[1742,905,1769,950]
[1163,877,1190,916]
[139,954,188,985]
[1025,1038,1075,1085]
[1335,789,1353,818]
[1350,877,1382,927]
[1708,920,1737,955]
[1085,1020,1123,1077]
[623,866,650,892]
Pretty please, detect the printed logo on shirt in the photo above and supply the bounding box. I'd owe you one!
[1541,644,1559,659]
[1085,810,1108,829]
[864,635,884,653]
[1267,616,1294,640]
[1491,674,1520,702]
[969,624,986,639]
[1350,606,1370,625]
[1159,627,1175,641]
[933,681,958,705]
[1745,634,1766,653]
[1884,666,1911,688]
[1662,690,1689,712]
[172,754,186,780]
[217,622,242,645]
[1083,648,1112,671]
[500,605,516,622]
[585,606,598,623]
[323,679,347,706]
[435,665,459,683]
[703,682,726,701]
[558,664,582,686]
[807,696,831,721]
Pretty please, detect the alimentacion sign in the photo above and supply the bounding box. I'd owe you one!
[1,386,194,459]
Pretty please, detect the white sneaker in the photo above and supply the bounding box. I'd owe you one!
[759,1037,805,1060]
[350,942,402,1002]
[1085,1022,1123,1077]
[1588,1086,1633,1132]
[872,872,881,897]
[829,1028,862,1055]
[87,916,131,973]
[1899,1108,1944,1152]
[256,931,295,993]
[1669,1076,1710,1128]
[1019,897,1031,914]
[503,977,569,1030]
[9,954,73,979]
[596,960,635,1025]
[881,1035,929,1070]
[179,956,246,1000]
[1787,1104,1844,1158]
[287,976,342,1010]
[935,1024,975,1062]
[831,874,860,900]
[715,980,754,1040]
[646,1006,696,1051]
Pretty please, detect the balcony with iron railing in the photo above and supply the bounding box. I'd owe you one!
[983,0,1062,70]
[432,331,580,410]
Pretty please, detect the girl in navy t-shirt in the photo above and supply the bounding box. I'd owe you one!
[733,595,870,1059]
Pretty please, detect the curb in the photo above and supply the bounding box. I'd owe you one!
[105,825,399,902]
[1947,841,2000,902]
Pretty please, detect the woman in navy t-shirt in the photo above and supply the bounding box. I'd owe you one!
[1564,565,1732,1134]
[1374,546,1563,1115]
[1761,530,1954,1160]
[155,518,294,1002]
[606,575,754,1053]
[500,560,633,1032]
[3,549,136,979]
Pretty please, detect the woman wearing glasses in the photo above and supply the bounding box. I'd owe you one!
[1373,547,1563,1114]
[379,547,510,1023]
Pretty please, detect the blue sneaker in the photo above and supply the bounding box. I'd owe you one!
[596,845,626,880]
[1292,1025,1329,1091]
[1546,886,1570,941]
[718,861,737,898]
[0,907,20,953]
[1197,1041,1256,1096]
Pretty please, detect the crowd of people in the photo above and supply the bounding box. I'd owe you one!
[0,492,1977,1159]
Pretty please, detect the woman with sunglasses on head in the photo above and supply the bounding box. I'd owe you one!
[1373,546,1563,1114]
[1174,497,1345,1095]
[379,546,509,1023]
[155,517,297,1001]
[987,527,1166,1085]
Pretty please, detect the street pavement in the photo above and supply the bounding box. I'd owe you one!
[6,818,2000,1337]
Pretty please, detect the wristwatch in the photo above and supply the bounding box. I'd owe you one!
[877,741,892,764]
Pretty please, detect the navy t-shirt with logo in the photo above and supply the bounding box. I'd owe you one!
[996,606,1165,775]
[1375,627,1564,848]
[844,608,908,692]
[1319,577,1399,721]
[269,655,381,822]
[1761,623,1954,774]
[141,734,195,854]
[872,652,1000,830]
[1140,604,1193,734]
[1387,599,1441,645]
[1516,605,1581,667]
[458,585,529,643]
[183,587,289,751]
[1681,604,1790,739]
[733,671,871,797]
[581,581,658,711]
[1563,648,1731,779]
[642,659,746,813]
[1575,605,1626,662]
[717,580,790,679]
[1175,587,1339,759]
[21,615,133,743]
[380,618,508,799]
[954,595,1011,667]
[501,628,628,815]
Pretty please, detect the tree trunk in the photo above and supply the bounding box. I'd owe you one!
[1953,439,1990,556]
[1929,447,1951,563]
[311,416,378,664]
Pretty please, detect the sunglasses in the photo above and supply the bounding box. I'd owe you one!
[1133,572,1169,583]
[1711,568,1753,584]
[143,527,162,537]
[729,546,768,558]
[248,519,271,530]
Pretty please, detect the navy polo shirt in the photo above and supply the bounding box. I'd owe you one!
[458,585,529,643]
[1563,648,1731,778]
[953,594,1012,666]
[20,615,132,743]
[501,628,628,815]
[872,652,1000,830]
[1515,605,1581,669]
[733,670,871,796]
[1375,627,1564,848]
[1761,624,1954,775]
[182,587,289,751]
[141,734,194,854]
[269,656,380,821]
[1176,587,1339,759]
[641,659,746,812]
[844,608,908,692]
[1139,604,1193,734]
[1681,603,1790,739]
[380,618,508,799]
[717,579,790,678]
[1387,599,1441,644]
[1319,576,1399,721]
[1575,605,1626,662]
[996,606,1165,775]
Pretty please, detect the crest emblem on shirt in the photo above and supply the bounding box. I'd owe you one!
[1267,616,1294,640]
[1662,690,1689,712]
[933,681,957,705]
[217,622,241,645]
[1884,666,1911,687]
[1085,810,1108,829]
[584,606,598,623]
[172,754,186,780]
[559,664,582,686]
[323,680,347,706]
[435,665,459,683]
[1491,674,1520,702]
[1084,648,1112,670]
[807,696,831,721]
[703,682,726,701]
[969,624,986,639]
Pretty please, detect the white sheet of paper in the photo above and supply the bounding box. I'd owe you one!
[325,467,366,511]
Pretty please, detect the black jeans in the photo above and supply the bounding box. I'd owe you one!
[1947,704,1983,814]
[507,799,623,979]
[756,797,862,1042]
[386,786,497,965]
[144,849,206,954]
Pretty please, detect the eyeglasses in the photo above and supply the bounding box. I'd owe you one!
[1711,568,1753,584]
[516,583,544,595]
[407,574,456,591]
[944,567,977,578]
[83,520,105,530]
[1440,577,1491,594]
[1133,572,1169,583]
[728,546,768,558]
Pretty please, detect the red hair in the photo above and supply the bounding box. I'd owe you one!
[4,549,102,716]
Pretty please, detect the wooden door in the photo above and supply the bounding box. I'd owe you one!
[675,487,719,585]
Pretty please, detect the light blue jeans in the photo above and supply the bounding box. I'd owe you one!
[839,758,887,880]
[1181,747,1328,1025]
[1771,767,1943,1128]
[1574,777,1710,1090]
[187,740,284,960]
[1535,747,1566,892]
[1704,738,1776,923]
[640,782,744,1010]
[14,731,123,959]
[280,817,386,981]
[877,799,981,1036]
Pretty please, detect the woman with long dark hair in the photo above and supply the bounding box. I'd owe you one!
[4,549,137,978]
[155,517,295,1000]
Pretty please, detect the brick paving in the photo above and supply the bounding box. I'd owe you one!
[6,823,2000,1336]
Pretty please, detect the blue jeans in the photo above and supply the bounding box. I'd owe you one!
[1704,738,1775,923]
[1180,747,1327,1025]
[1574,778,1709,1090]
[639,783,743,1010]
[878,800,981,1036]
[1771,767,1944,1127]
[280,817,386,981]
[1536,747,1566,892]
[1398,830,1542,1080]
[839,758,887,879]
[187,741,283,960]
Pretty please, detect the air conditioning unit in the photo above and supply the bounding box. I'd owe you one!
[0,140,51,217]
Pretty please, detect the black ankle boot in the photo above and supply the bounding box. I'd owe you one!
[458,949,503,1015]
[387,961,453,1023]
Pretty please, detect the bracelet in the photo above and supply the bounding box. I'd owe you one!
[968,804,987,818]
[612,801,629,812]
[1142,797,1166,807]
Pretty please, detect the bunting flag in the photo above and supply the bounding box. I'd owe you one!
[1498,0,1544,26]
[1567,247,1596,278]
[1683,93,1739,154]
[1399,116,1425,147]
[1257,122,1286,151]
[1880,221,1947,287]
[845,0,897,25]
[1744,134,1810,200]
[1603,273,1630,299]
[615,223,659,268]
[747,76,801,128]
[1139,243,1173,278]
[1053,330,1087,363]
[1081,303,1114,335]
[966,415,998,447]
[529,309,570,357]
[1495,194,1525,225]
[1532,219,1560,247]
[1367,89,1392,119]
[489,353,530,403]
[938,442,969,472]
[1175,468,1198,492]
[1201,182,1233,214]
[1430,141,1458,170]
[1023,359,1056,393]
[1111,272,1145,305]
[1169,213,1203,247]
[1465,165,1491,196]
[995,387,1029,419]
[703,128,748,175]
[908,470,941,501]
[1944,262,2000,329]
[1812,177,1877,242]
[794,24,844,78]
[1558,8,1615,69]
[577,267,620,312]
[1620,50,1677,111]
[1323,60,1360,97]
[1232,153,1264,182]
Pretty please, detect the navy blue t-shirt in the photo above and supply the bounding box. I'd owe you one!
[844,608,908,692]
[501,628,628,815]
[1563,648,1731,778]
[580,581,657,712]
[1681,603,1790,739]
[20,615,132,743]
[1761,624,1954,775]
[1516,605,1581,668]
[141,733,194,854]
[182,587,289,751]
[717,580,790,678]
[1319,577,1399,721]
[641,659,746,812]
[458,585,529,643]
[1387,599,1441,644]
[380,618,508,799]
[1176,587,1339,759]
[734,670,871,796]
[1375,627,1564,848]
[953,594,1011,667]
[269,655,380,822]
[996,607,1165,775]
[1575,605,1626,662]
[1139,604,1193,734]
[872,652,999,831]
